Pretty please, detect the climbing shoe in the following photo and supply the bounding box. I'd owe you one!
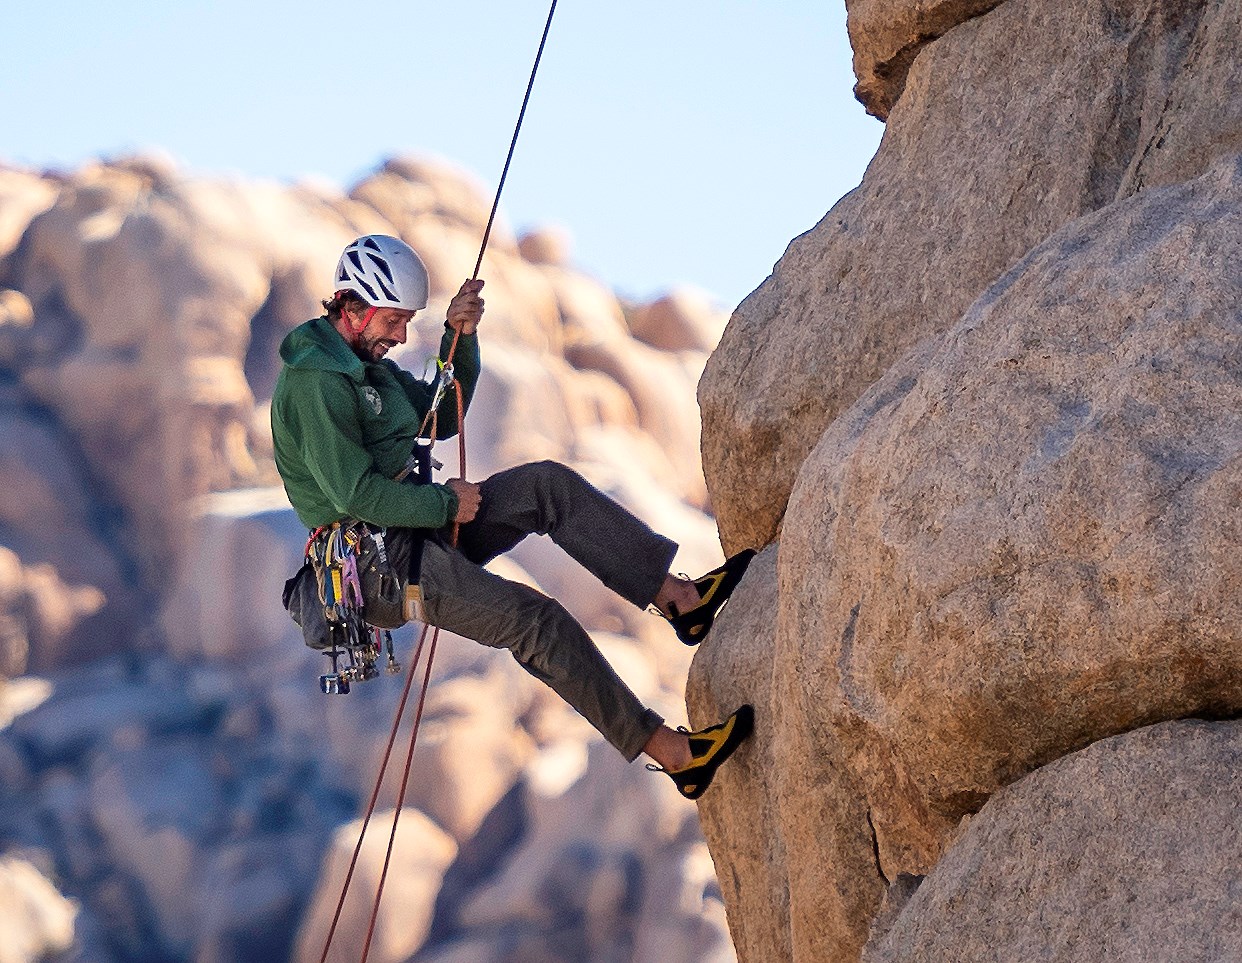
[649,704,755,800]
[664,549,756,645]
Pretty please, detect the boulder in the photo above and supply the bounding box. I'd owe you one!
[11,164,270,580]
[845,0,1004,119]
[159,487,308,663]
[700,0,1242,554]
[453,739,730,963]
[194,835,324,963]
[0,551,107,675]
[292,808,456,963]
[686,545,789,963]
[87,739,223,956]
[862,720,1242,963]
[0,401,140,671]
[518,226,573,267]
[380,674,536,842]
[627,288,727,354]
[697,154,1242,962]
[0,167,58,268]
[0,289,36,369]
[545,265,710,504]
[0,853,78,963]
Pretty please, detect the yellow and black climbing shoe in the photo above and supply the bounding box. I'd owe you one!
[649,704,755,800]
[666,549,756,645]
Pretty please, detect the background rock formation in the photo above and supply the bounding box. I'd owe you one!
[693,0,1242,961]
[0,153,733,961]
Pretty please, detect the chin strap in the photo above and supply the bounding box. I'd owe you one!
[350,304,378,335]
[336,293,379,335]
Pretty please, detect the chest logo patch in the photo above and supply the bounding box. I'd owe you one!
[363,386,383,415]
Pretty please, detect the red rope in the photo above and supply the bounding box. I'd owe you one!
[317,1,556,956]
[316,624,431,963]
[359,376,467,963]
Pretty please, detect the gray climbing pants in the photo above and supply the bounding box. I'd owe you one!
[411,460,676,761]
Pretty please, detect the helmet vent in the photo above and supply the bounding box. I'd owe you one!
[369,254,395,285]
[374,275,397,301]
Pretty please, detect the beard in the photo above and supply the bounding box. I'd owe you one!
[352,333,397,362]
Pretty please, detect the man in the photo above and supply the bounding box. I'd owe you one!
[272,234,753,799]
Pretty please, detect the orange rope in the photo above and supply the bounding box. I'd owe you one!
[318,1,557,956]
[359,380,466,963]
[316,623,432,963]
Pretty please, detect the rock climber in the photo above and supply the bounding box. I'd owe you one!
[271,234,753,799]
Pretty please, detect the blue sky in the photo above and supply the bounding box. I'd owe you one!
[6,1,884,308]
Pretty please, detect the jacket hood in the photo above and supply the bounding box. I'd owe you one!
[279,317,366,381]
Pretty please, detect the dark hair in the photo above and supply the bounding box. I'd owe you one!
[322,289,369,322]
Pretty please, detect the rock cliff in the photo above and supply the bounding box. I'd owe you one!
[0,155,733,961]
[693,0,1241,960]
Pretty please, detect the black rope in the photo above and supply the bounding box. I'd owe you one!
[472,0,559,280]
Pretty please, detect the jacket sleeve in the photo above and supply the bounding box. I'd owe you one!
[392,328,480,440]
[286,369,459,529]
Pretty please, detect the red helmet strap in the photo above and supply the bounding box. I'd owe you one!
[350,304,379,335]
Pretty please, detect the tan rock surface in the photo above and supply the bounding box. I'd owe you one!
[686,546,791,963]
[381,674,536,842]
[455,738,729,963]
[627,288,727,354]
[0,167,58,264]
[845,0,1004,119]
[862,720,1242,963]
[697,154,1242,962]
[700,0,1242,555]
[518,225,572,266]
[0,403,136,671]
[293,808,456,963]
[0,854,78,963]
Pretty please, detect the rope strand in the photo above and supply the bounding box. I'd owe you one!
[473,0,559,281]
[319,3,557,958]
[317,625,432,963]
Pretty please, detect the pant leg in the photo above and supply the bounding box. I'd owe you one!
[455,460,678,609]
[418,538,664,761]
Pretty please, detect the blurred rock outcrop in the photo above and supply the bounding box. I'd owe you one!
[0,853,77,963]
[692,1,1242,961]
[0,151,734,961]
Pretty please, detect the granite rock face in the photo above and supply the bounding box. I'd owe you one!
[701,0,1242,555]
[693,3,1242,961]
[845,0,1004,118]
[863,720,1242,963]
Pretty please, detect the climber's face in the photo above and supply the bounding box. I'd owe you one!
[344,305,417,361]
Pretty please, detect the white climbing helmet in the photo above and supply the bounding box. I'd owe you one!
[333,235,430,311]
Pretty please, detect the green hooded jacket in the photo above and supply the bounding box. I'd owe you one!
[271,316,480,531]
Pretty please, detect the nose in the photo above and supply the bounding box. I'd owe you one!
[393,322,408,345]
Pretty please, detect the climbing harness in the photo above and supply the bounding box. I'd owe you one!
[316,4,559,961]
